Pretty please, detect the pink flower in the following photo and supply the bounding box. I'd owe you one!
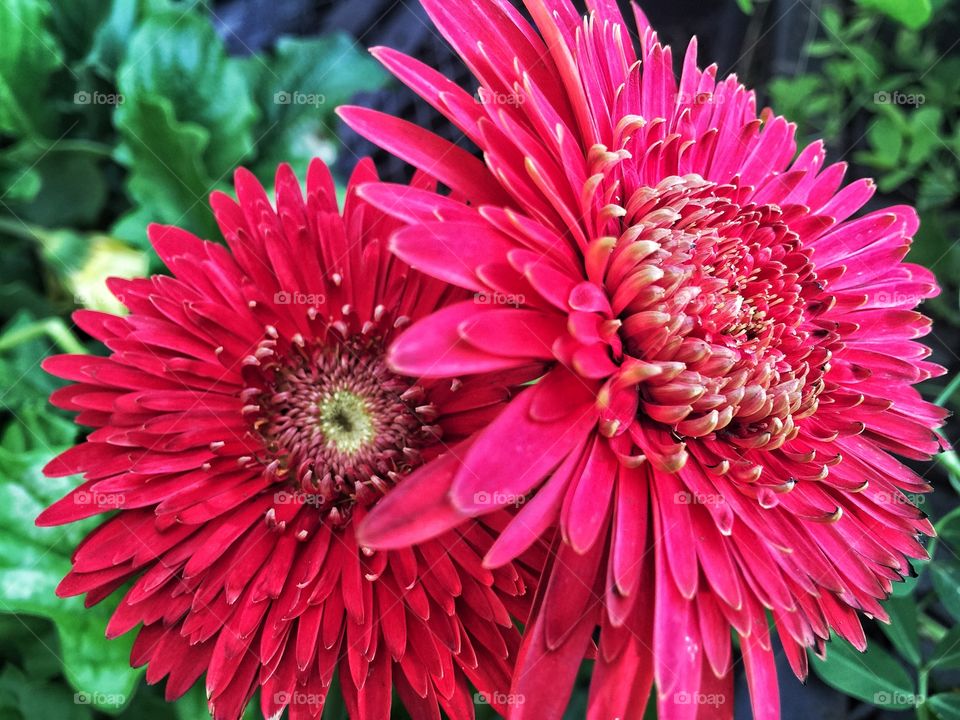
[38,159,541,720]
[340,1,947,717]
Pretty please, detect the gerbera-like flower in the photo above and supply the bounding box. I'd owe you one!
[339,1,947,717]
[37,159,541,720]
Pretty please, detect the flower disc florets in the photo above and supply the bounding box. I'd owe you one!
[244,332,436,525]
[600,174,831,452]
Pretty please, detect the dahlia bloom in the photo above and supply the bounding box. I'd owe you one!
[340,1,946,717]
[37,159,540,720]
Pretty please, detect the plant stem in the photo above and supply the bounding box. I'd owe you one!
[49,139,114,158]
[0,216,41,242]
[917,667,930,720]
[935,372,960,407]
[918,612,948,643]
[0,318,87,355]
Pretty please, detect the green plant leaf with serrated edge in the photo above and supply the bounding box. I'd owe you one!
[117,8,258,181]
[113,7,259,241]
[0,446,141,714]
[113,92,219,243]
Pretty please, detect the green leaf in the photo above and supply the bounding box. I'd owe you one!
[0,312,65,413]
[114,8,259,239]
[916,166,959,210]
[117,9,258,180]
[931,561,960,622]
[47,0,113,65]
[11,152,108,228]
[863,117,904,169]
[58,606,141,715]
[0,446,142,713]
[938,507,960,555]
[0,403,77,455]
[929,625,960,670]
[877,166,916,193]
[0,0,64,137]
[0,665,93,720]
[821,6,844,35]
[77,0,174,81]
[879,595,921,666]
[171,685,214,720]
[891,569,919,597]
[810,635,917,709]
[245,34,388,178]
[18,624,63,681]
[735,0,754,14]
[0,142,45,203]
[906,106,943,166]
[855,0,933,29]
[113,92,219,242]
[930,694,960,720]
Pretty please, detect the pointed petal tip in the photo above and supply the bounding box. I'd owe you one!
[145,222,172,245]
[334,105,359,123]
[35,505,57,527]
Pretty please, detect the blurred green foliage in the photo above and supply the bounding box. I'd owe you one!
[767,0,960,322]
[0,0,386,717]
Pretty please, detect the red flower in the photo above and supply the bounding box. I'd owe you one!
[38,159,540,720]
[340,1,947,718]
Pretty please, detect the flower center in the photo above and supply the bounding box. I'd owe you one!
[603,174,835,451]
[318,389,376,454]
[241,332,435,525]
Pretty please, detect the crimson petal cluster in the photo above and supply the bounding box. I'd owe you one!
[38,159,541,720]
[340,1,946,718]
